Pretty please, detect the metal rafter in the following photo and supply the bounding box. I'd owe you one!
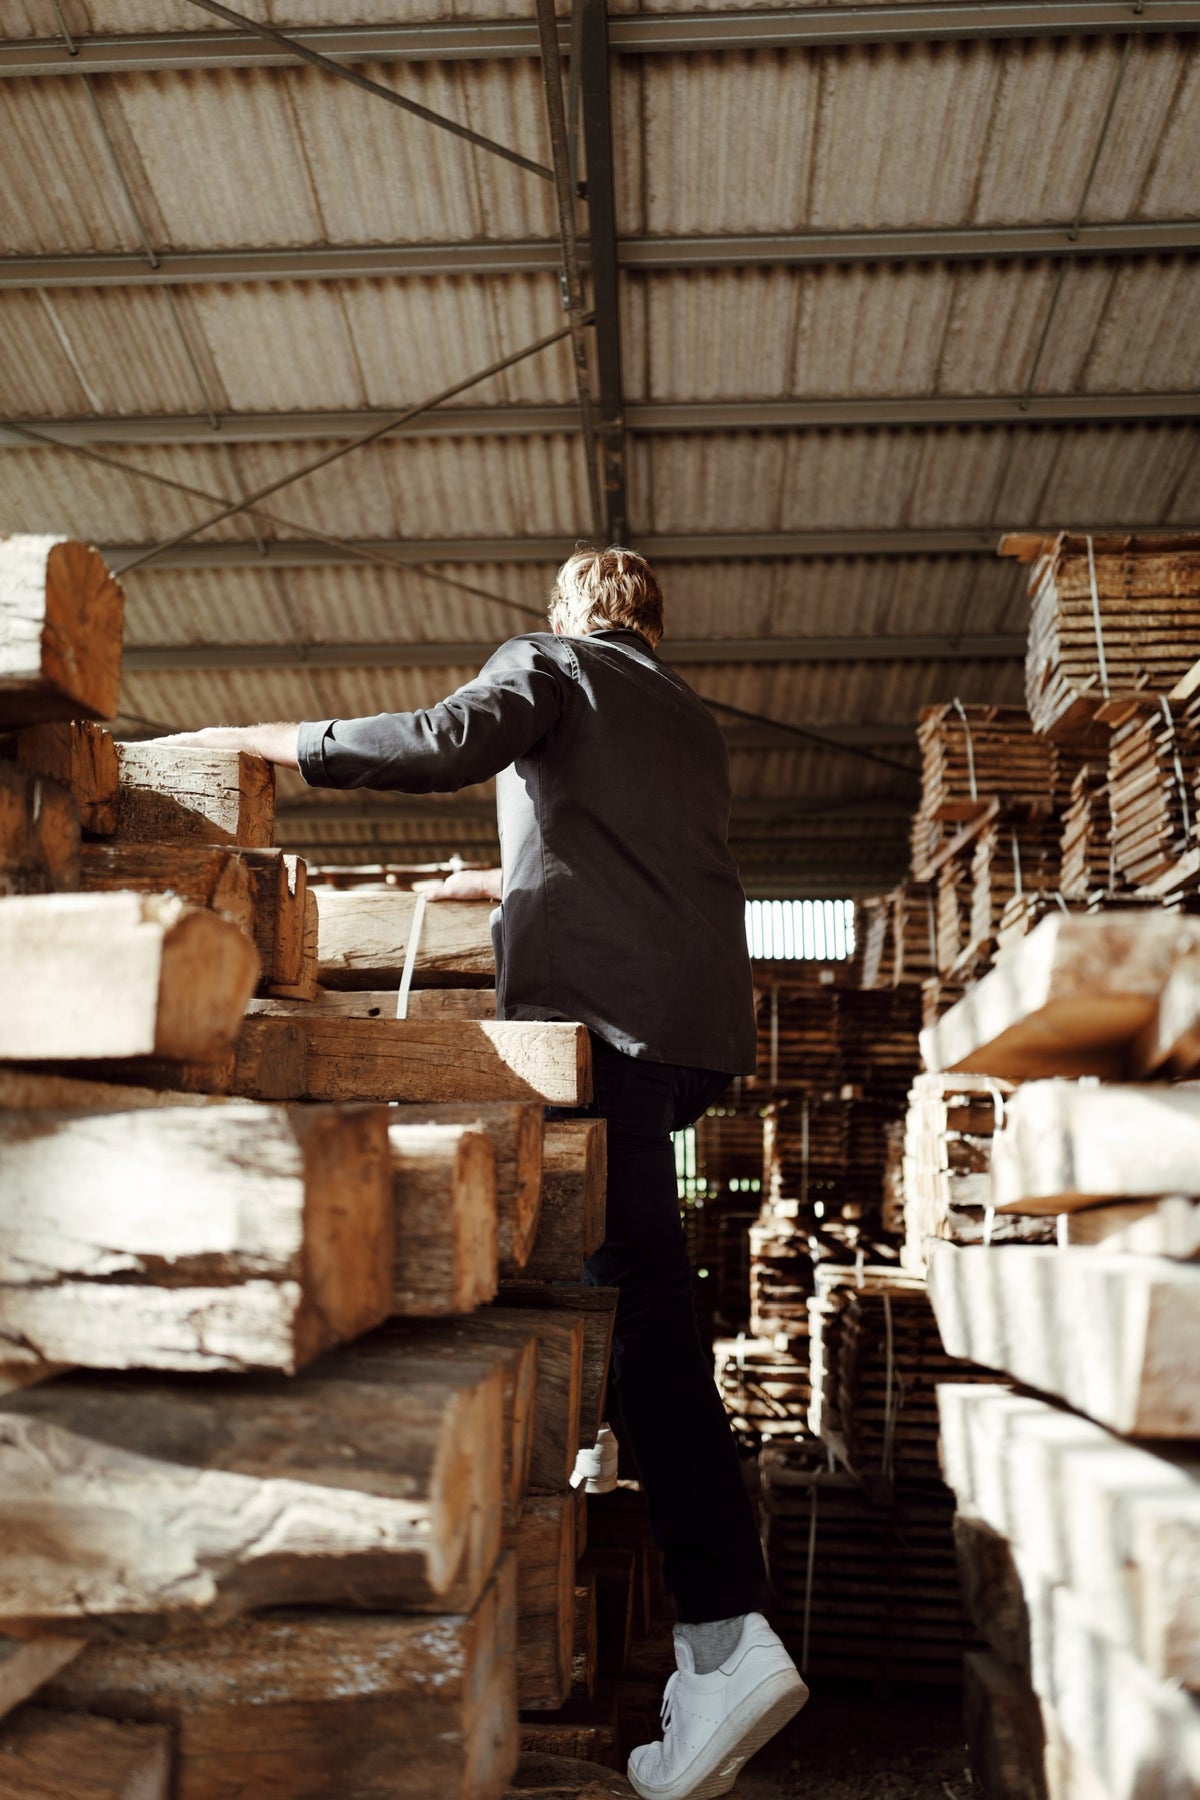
[120,633,1021,668]
[4,4,1198,74]
[579,0,628,542]
[5,220,1197,287]
[8,391,1198,448]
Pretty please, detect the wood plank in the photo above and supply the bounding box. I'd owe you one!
[521,1121,607,1281]
[0,1101,393,1374]
[0,537,124,726]
[0,1639,83,1725]
[114,745,274,848]
[39,1556,519,1800]
[1133,956,1200,1076]
[937,1382,1200,1688]
[928,1241,1200,1435]
[315,888,494,988]
[0,893,259,1063]
[1065,1195,1200,1258]
[509,1494,576,1711]
[47,1014,310,1101]
[253,986,498,1020]
[991,1082,1200,1213]
[0,761,79,894]
[0,1707,170,1799]
[498,1285,618,1450]
[0,1340,505,1630]
[572,1577,598,1702]
[79,841,257,937]
[12,719,119,835]
[479,1306,585,1492]
[266,885,319,1001]
[0,1068,215,1112]
[389,1121,498,1316]
[293,1017,590,1106]
[390,1101,543,1276]
[920,912,1200,1079]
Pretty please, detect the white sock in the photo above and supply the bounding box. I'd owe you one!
[676,1614,746,1675]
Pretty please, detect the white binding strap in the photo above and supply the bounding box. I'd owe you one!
[1086,534,1111,700]
[950,697,978,803]
[395,891,428,1021]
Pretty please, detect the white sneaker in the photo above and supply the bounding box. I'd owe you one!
[570,1422,619,1493]
[626,1614,808,1800]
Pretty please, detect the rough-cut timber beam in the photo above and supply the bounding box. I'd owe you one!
[3,222,1198,287]
[100,527,1189,569]
[3,5,1197,75]
[580,0,627,543]
[122,632,1022,671]
[9,391,1198,447]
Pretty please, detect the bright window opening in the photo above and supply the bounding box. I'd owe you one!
[745,898,855,961]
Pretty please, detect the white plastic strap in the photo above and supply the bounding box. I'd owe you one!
[1086,534,1111,700]
[1011,830,1023,900]
[983,1204,996,1247]
[950,698,978,802]
[395,892,428,1021]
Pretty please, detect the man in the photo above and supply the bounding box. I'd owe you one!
[161,546,807,1799]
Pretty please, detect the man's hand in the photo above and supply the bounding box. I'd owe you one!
[414,868,503,903]
[152,723,301,770]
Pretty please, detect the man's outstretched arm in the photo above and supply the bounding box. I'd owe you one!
[156,722,300,769]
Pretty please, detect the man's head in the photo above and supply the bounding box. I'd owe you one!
[548,545,664,648]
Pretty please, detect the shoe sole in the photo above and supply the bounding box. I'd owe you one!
[626,1667,810,1800]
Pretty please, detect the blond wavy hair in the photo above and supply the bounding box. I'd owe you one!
[548,546,664,648]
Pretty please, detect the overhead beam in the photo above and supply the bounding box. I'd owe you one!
[9,391,1200,449]
[3,5,1197,76]
[99,527,1187,568]
[272,794,915,826]
[580,0,628,542]
[4,220,1197,289]
[121,632,1022,670]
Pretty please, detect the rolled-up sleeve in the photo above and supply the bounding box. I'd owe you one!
[296,636,569,794]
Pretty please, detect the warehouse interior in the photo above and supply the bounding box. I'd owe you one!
[1,2,1199,1797]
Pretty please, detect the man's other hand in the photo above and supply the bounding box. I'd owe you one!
[415,869,503,902]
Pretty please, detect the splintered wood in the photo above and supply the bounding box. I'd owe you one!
[0,537,124,726]
[115,745,275,848]
[0,1102,393,1373]
[1007,532,1200,741]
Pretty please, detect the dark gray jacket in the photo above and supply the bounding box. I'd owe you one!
[297,628,758,1073]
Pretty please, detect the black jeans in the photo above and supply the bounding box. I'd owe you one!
[551,1034,770,1623]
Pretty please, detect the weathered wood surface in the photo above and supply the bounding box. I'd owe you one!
[508,1494,577,1711]
[376,1316,538,1524]
[13,719,119,835]
[265,886,319,1000]
[0,1638,83,1724]
[521,1121,607,1282]
[954,1512,1036,1674]
[928,1240,1200,1435]
[1065,1195,1200,1259]
[0,1707,171,1800]
[0,1341,504,1631]
[579,1551,634,1679]
[254,985,499,1020]
[0,536,124,726]
[41,1558,521,1800]
[52,1014,309,1102]
[391,1101,543,1275]
[0,1067,217,1112]
[1134,955,1200,1077]
[571,1577,598,1702]
[115,745,274,848]
[316,888,495,988]
[505,1753,633,1798]
[388,1121,498,1315]
[482,1305,585,1491]
[962,1649,1049,1800]
[0,893,259,1063]
[285,1016,590,1106]
[0,1102,392,1373]
[498,1285,619,1450]
[956,1512,1200,1800]
[937,1382,1200,1689]
[0,761,79,894]
[991,1082,1200,1213]
[921,912,1200,1079]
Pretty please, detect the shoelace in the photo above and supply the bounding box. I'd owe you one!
[660,1669,680,1738]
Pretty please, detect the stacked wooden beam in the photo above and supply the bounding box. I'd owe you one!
[1108,695,1200,893]
[713,1334,810,1447]
[1005,531,1200,741]
[751,981,921,1099]
[1059,760,1118,897]
[917,703,1054,825]
[759,1446,979,1686]
[967,812,1061,967]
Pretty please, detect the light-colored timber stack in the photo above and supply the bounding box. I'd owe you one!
[1107,694,1200,895]
[0,547,616,1800]
[1059,760,1117,899]
[920,904,1200,1799]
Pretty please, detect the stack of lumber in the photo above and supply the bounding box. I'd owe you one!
[890,879,939,986]
[749,1209,815,1342]
[917,703,1054,826]
[1004,531,1200,741]
[967,813,1061,967]
[857,894,891,989]
[713,1333,810,1447]
[900,1072,1053,1274]
[935,841,976,975]
[759,1446,979,1686]
[1108,694,1200,893]
[921,972,970,1029]
[917,897,1200,1797]
[751,982,921,1099]
[1059,760,1118,897]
